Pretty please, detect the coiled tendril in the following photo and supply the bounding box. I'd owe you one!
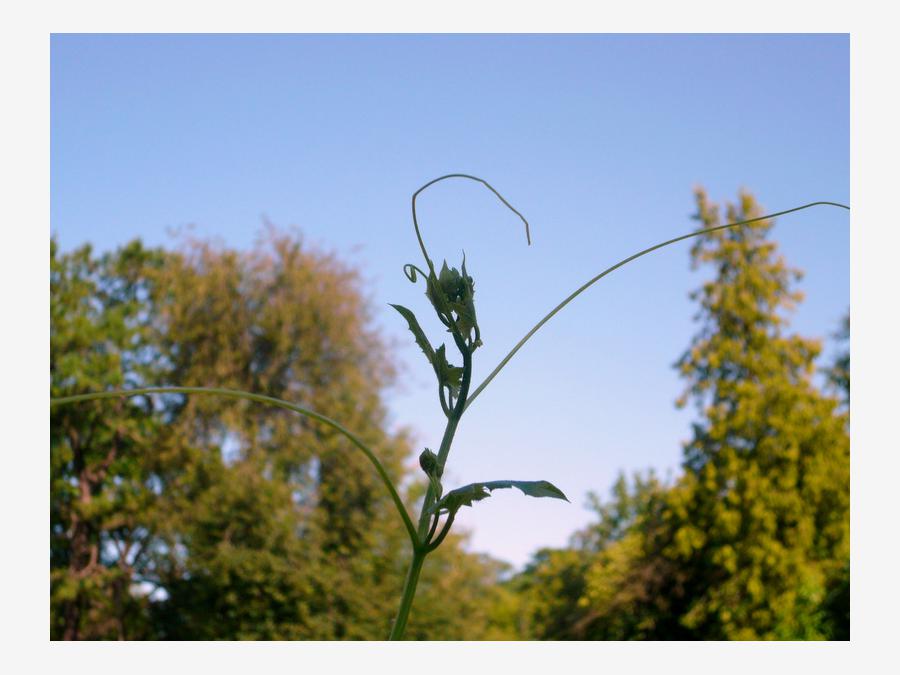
[405,173,531,280]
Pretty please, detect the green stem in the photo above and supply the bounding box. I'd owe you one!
[393,334,474,639]
[464,200,850,410]
[389,548,426,640]
[426,512,456,552]
[51,386,420,547]
[411,173,531,273]
[417,338,473,537]
[389,387,461,641]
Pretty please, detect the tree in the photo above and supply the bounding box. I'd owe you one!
[668,188,850,639]
[140,230,413,639]
[51,230,507,639]
[51,238,168,639]
[819,312,850,639]
[828,313,850,406]
[506,472,685,640]
[494,188,850,641]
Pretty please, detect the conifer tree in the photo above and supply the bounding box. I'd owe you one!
[669,189,850,639]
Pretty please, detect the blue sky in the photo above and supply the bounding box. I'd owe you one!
[51,34,849,567]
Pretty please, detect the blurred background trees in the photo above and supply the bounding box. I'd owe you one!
[50,188,849,640]
[498,190,850,640]
[51,229,504,640]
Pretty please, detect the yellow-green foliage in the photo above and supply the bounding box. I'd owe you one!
[670,189,849,640]
[499,189,849,641]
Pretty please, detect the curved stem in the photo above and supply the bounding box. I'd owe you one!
[426,512,456,552]
[424,513,441,546]
[438,383,451,417]
[411,173,531,273]
[51,386,420,547]
[464,200,850,410]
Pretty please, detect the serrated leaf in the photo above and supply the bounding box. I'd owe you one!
[449,298,478,336]
[481,480,569,501]
[460,254,482,348]
[425,269,452,319]
[428,483,491,515]
[438,260,467,303]
[390,304,434,365]
[429,479,569,516]
[439,260,454,286]
[433,344,463,397]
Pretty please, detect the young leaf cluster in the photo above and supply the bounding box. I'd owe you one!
[391,255,479,415]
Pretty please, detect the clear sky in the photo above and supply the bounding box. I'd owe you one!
[51,34,849,568]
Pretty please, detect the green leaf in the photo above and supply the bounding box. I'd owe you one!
[433,344,463,397]
[429,479,569,516]
[460,254,482,348]
[439,260,454,286]
[425,269,452,320]
[428,483,492,515]
[480,480,569,501]
[440,261,467,302]
[389,304,434,365]
[449,298,478,336]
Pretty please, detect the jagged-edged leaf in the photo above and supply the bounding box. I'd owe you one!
[461,254,482,347]
[433,344,463,397]
[428,483,491,515]
[389,304,434,365]
[450,298,478,336]
[480,480,569,501]
[439,259,453,284]
[425,270,452,320]
[429,479,569,516]
[441,261,467,302]
[425,257,481,347]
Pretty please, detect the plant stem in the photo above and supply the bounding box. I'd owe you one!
[50,386,420,546]
[417,414,460,536]
[390,334,474,639]
[417,337,472,536]
[389,548,426,640]
[464,200,850,410]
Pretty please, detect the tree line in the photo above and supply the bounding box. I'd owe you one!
[50,189,849,639]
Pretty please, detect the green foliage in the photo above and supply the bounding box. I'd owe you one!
[52,175,847,641]
[50,231,507,640]
[432,344,465,399]
[430,257,480,345]
[507,473,683,640]
[669,189,850,640]
[51,237,169,639]
[389,304,436,365]
[430,480,569,518]
[494,188,849,641]
[828,314,850,405]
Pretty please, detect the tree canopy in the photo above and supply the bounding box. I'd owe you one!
[50,230,505,640]
[498,189,849,640]
[51,188,849,640]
